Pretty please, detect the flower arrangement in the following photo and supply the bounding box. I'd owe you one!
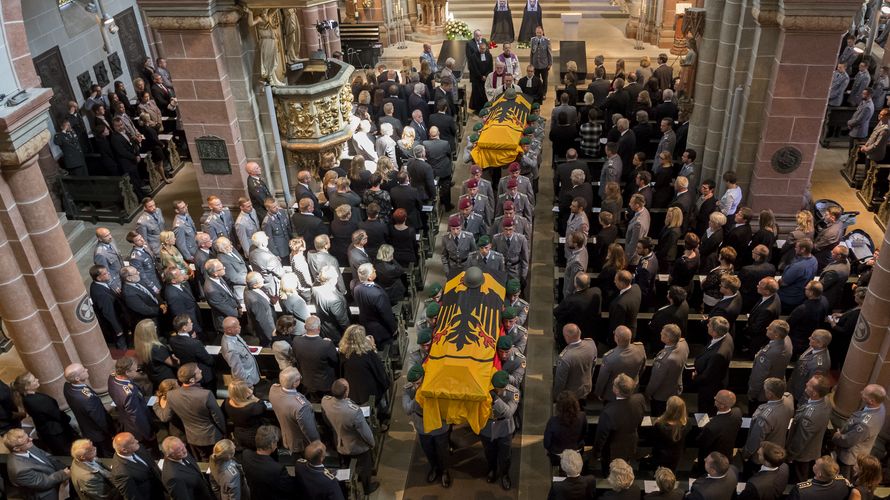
[444,19,472,40]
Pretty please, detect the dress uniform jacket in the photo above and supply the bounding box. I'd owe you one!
[687,467,739,500]
[501,348,527,387]
[493,233,530,281]
[161,456,214,500]
[508,296,530,327]
[624,208,651,260]
[292,336,339,394]
[505,324,529,354]
[307,251,346,294]
[742,393,795,460]
[459,193,494,224]
[490,214,532,241]
[221,334,260,386]
[748,336,794,401]
[404,348,428,375]
[564,212,590,258]
[63,382,114,446]
[70,458,119,500]
[832,404,887,465]
[249,246,284,296]
[311,284,350,342]
[789,348,831,402]
[594,342,647,401]
[165,385,226,446]
[172,213,198,262]
[292,459,345,500]
[480,385,520,439]
[442,230,477,276]
[217,251,248,300]
[466,249,506,275]
[247,175,273,220]
[496,192,534,221]
[268,384,320,453]
[593,393,646,465]
[403,384,448,435]
[786,398,831,463]
[553,339,597,400]
[788,475,852,500]
[201,208,234,242]
[94,242,125,291]
[262,209,292,259]
[110,450,166,500]
[107,376,153,442]
[497,175,536,205]
[136,209,165,256]
[563,248,588,299]
[129,246,161,294]
[645,339,689,402]
[6,445,69,500]
[321,396,375,455]
[461,179,497,212]
[234,210,261,255]
[460,212,489,239]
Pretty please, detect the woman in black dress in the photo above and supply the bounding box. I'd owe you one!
[375,244,407,305]
[518,0,542,42]
[669,232,700,290]
[223,380,268,451]
[543,391,586,465]
[362,172,393,219]
[134,319,178,389]
[652,151,676,208]
[390,209,418,268]
[348,156,372,197]
[747,209,778,265]
[651,396,691,470]
[598,243,626,304]
[656,207,683,273]
[15,372,76,456]
[490,0,515,43]
[330,204,359,266]
[851,454,882,500]
[701,247,736,310]
[339,325,391,420]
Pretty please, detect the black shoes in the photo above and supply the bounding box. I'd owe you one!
[441,470,452,488]
[366,481,380,494]
[427,468,439,483]
[487,470,496,483]
[501,475,512,490]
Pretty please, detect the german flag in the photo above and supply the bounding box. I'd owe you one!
[471,93,532,168]
[415,270,506,433]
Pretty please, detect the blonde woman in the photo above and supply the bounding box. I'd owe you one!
[603,458,640,500]
[153,378,185,440]
[321,169,339,203]
[134,319,178,387]
[339,325,391,410]
[780,210,816,269]
[636,55,653,83]
[656,206,683,270]
[396,126,417,167]
[287,238,313,298]
[210,439,250,499]
[159,230,189,277]
[223,380,266,451]
[652,395,691,470]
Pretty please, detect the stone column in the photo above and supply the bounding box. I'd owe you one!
[747,1,863,218]
[0,89,114,402]
[658,0,679,47]
[686,0,725,165]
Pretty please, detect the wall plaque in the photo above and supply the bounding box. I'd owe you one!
[771,146,803,174]
[94,60,109,88]
[195,136,232,175]
[108,52,123,79]
[34,46,77,129]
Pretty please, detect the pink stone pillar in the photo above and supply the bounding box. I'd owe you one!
[748,5,864,219]
[301,7,324,56]
[324,3,342,55]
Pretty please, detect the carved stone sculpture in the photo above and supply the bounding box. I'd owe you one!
[283,9,300,63]
[243,7,286,86]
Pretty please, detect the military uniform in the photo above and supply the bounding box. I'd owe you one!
[504,324,528,354]
[748,336,793,404]
[173,213,198,261]
[262,209,292,260]
[234,210,261,255]
[497,175,536,205]
[742,393,795,461]
[594,342,646,401]
[404,348,429,375]
[402,384,450,477]
[500,348,527,387]
[507,296,529,326]
[94,241,125,292]
[136,209,165,255]
[644,339,689,416]
[832,404,886,474]
[461,178,496,213]
[293,458,345,500]
[480,385,520,484]
[201,208,234,242]
[789,347,831,402]
[787,398,831,482]
[564,211,590,261]
[466,249,506,275]
[789,475,852,500]
[553,339,597,400]
[321,396,375,491]
[441,231,477,276]
[129,246,161,294]
[458,193,494,224]
[490,214,532,241]
[493,233,530,283]
[496,192,534,221]
[460,211,489,239]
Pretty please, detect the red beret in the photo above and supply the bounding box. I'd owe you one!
[508,162,520,173]
[470,165,482,175]
[448,214,461,227]
[507,178,518,189]
[503,216,514,228]
[467,178,479,189]
[502,200,514,210]
[459,198,472,210]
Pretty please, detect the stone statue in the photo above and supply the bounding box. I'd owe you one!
[243,7,286,86]
[283,9,300,63]
[678,36,697,98]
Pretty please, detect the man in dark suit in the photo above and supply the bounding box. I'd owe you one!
[585,66,610,108]
[294,170,321,213]
[109,117,145,195]
[554,273,601,337]
[604,80,632,121]
[688,452,739,500]
[160,436,214,500]
[4,428,71,500]
[246,161,273,221]
[110,432,166,500]
[311,265,350,342]
[694,180,719,236]
[353,263,398,348]
[63,363,115,457]
[407,145,437,202]
[739,442,789,500]
[424,126,454,210]
[693,317,735,415]
[648,286,690,342]
[163,268,203,339]
[215,237,248,298]
[243,272,276,346]
[675,112,690,156]
[391,172,425,229]
[591,373,646,475]
[724,207,754,263]
[653,54,673,90]
[408,83,430,124]
[740,277,781,354]
[291,198,327,246]
[549,111,579,160]
[557,170,594,233]
[624,72,643,104]
[347,231,371,284]
[709,275,743,331]
[108,358,154,444]
[242,425,294,495]
[292,316,339,399]
[307,236,347,294]
[150,74,176,115]
[696,390,743,466]
[429,100,458,149]
[168,315,216,389]
[739,247,778,312]
[378,102,405,140]
[358,204,388,259]
[202,259,241,334]
[89,264,127,350]
[408,109,429,142]
[615,118,636,176]
[669,176,696,232]
[632,111,653,150]
[547,450,596,500]
[517,64,544,103]
[465,29,487,73]
[553,149,589,197]
[382,84,409,124]
[608,270,642,338]
[120,266,162,325]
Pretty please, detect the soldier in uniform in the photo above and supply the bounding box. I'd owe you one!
[496,178,534,221]
[63,363,115,457]
[459,178,494,225]
[172,200,198,262]
[201,195,235,243]
[466,235,506,276]
[268,367,320,455]
[831,383,887,478]
[107,357,154,446]
[416,303,440,335]
[742,377,794,475]
[462,164,496,214]
[234,197,261,255]
[441,214,477,276]
[563,231,588,300]
[553,323,597,401]
[136,197,165,255]
[505,279,529,327]
[262,198,292,260]
[490,201,532,241]
[502,306,528,354]
[424,282,444,307]
[245,161,273,221]
[592,373,646,476]
[497,336,527,387]
[405,327,433,375]
[564,197,590,261]
[497,162,536,205]
[493,217,530,289]
[747,319,794,413]
[293,441,345,499]
[644,324,689,417]
[457,197,488,239]
[480,370,520,491]
[403,366,452,487]
[789,329,832,403]
[788,455,852,500]
[321,379,379,494]
[248,231,284,297]
[787,375,832,483]
[594,326,646,402]
[94,227,125,293]
[127,231,162,295]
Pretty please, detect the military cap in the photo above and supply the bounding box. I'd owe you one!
[519,137,531,145]
[470,165,482,175]
[467,178,479,189]
[426,301,441,318]
[506,278,521,294]
[507,178,518,189]
[497,336,513,350]
[478,235,491,247]
[502,306,518,319]
[470,133,480,142]
[417,328,433,344]
[523,126,535,135]
[459,198,472,210]
[448,214,461,227]
[473,123,484,131]
[492,370,509,388]
[426,282,443,297]
[407,365,425,382]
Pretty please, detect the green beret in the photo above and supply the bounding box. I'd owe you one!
[426,283,443,297]
[470,133,480,142]
[417,328,433,345]
[523,126,535,135]
[496,336,513,350]
[519,137,531,145]
[473,123,484,131]
[407,365,425,382]
[506,278,521,294]
[479,108,490,117]
[478,235,491,246]
[491,370,509,388]
[426,301,441,318]
[532,102,541,110]
[482,101,492,109]
[502,306,517,320]
[527,114,539,122]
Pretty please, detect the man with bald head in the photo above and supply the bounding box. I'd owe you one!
[246,161,273,221]
[270,367,320,454]
[553,323,597,401]
[832,383,887,478]
[110,432,165,500]
[423,125,454,211]
[696,390,743,467]
[63,363,115,457]
[220,316,262,390]
[70,439,117,499]
[161,436,213,500]
[594,326,646,401]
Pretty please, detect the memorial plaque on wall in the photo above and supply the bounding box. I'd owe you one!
[196,136,232,175]
[33,46,77,129]
[113,7,147,80]
[108,52,123,79]
[94,61,109,88]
